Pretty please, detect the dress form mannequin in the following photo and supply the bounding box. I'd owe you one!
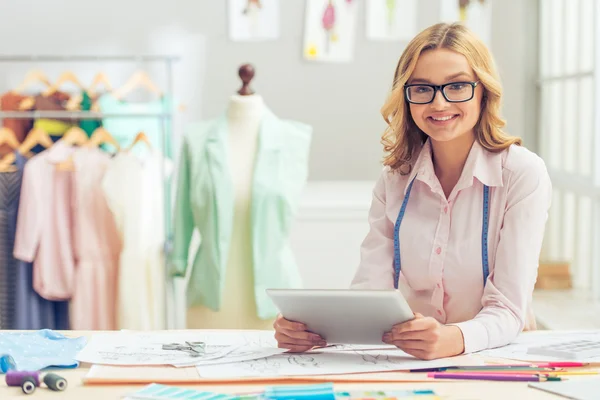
[187,67,274,329]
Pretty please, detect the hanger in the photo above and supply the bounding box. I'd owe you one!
[112,70,162,100]
[0,126,54,166]
[60,126,89,146]
[89,72,113,96]
[0,127,21,150]
[55,126,89,172]
[0,127,21,172]
[126,131,153,152]
[12,70,52,94]
[84,127,121,150]
[43,71,85,96]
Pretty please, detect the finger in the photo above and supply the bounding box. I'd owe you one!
[280,328,324,343]
[277,342,314,353]
[414,313,424,319]
[393,330,434,341]
[399,347,430,360]
[275,315,307,331]
[393,318,436,335]
[390,339,425,351]
[274,332,316,347]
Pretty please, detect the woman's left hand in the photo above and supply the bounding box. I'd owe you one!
[382,313,465,360]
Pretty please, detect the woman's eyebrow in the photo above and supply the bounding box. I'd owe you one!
[408,72,474,84]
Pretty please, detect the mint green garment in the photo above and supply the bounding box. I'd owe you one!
[170,108,312,319]
[97,95,172,157]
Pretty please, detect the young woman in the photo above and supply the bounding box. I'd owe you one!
[273,22,552,360]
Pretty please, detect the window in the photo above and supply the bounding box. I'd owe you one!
[537,0,600,297]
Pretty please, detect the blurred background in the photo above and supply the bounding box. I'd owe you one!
[0,0,597,332]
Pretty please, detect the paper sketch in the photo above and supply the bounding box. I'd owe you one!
[366,0,417,41]
[228,0,280,41]
[303,0,358,63]
[478,331,600,362]
[76,331,283,366]
[197,347,475,378]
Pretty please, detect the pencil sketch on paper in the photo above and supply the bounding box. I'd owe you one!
[78,331,288,367]
[196,348,466,379]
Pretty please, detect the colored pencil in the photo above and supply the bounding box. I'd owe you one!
[428,372,563,382]
[411,361,586,373]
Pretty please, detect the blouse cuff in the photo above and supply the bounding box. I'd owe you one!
[451,319,489,354]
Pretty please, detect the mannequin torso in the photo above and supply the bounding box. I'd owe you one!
[187,94,274,329]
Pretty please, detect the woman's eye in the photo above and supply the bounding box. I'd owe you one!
[415,86,432,93]
[448,83,467,91]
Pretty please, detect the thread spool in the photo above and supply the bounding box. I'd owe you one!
[43,372,68,391]
[6,371,40,395]
[0,354,17,373]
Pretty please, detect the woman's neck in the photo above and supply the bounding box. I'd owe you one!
[227,94,265,120]
[430,132,476,197]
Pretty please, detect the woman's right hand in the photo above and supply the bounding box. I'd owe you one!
[273,314,327,352]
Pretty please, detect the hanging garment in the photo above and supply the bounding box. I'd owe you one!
[0,92,34,156]
[79,91,100,137]
[171,108,312,320]
[101,150,172,330]
[60,147,122,330]
[13,141,77,301]
[14,260,70,330]
[97,95,172,157]
[0,152,26,329]
[5,152,69,330]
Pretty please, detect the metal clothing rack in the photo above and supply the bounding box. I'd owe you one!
[0,55,181,330]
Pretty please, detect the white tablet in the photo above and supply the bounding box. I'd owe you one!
[265,289,414,345]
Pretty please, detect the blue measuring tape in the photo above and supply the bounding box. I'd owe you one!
[393,176,490,289]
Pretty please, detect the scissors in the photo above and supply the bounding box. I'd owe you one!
[162,341,206,357]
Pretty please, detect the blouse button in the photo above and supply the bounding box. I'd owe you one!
[437,283,441,288]
[435,247,442,255]
[443,206,448,214]
[437,309,443,315]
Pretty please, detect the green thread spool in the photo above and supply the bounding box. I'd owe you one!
[43,373,67,391]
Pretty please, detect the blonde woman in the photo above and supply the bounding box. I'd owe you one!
[274,22,552,360]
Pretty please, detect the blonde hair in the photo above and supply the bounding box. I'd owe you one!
[381,22,521,173]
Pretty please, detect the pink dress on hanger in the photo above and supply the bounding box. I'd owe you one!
[14,142,121,330]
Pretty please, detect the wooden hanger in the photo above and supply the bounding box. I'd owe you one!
[43,71,85,96]
[0,127,21,150]
[84,127,121,150]
[89,72,113,96]
[126,131,153,152]
[55,126,89,172]
[0,127,21,172]
[0,126,54,166]
[112,70,162,100]
[12,70,52,94]
[60,126,89,146]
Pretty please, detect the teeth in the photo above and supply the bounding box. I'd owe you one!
[431,115,455,121]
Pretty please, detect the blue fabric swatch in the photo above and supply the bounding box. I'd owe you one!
[0,329,87,373]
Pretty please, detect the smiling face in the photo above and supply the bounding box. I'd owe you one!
[407,48,483,145]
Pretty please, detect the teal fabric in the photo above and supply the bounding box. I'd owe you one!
[0,330,87,372]
[170,109,312,319]
[97,95,172,157]
[79,91,100,137]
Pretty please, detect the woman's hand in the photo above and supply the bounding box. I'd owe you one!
[382,313,465,360]
[273,314,327,352]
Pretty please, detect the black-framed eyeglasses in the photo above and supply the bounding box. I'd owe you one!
[404,81,480,104]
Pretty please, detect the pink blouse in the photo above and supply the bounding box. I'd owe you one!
[351,139,552,354]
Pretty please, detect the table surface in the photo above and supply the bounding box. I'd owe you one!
[0,330,594,400]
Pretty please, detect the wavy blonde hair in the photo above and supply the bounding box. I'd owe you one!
[381,22,521,173]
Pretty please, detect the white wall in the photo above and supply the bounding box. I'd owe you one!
[0,0,537,180]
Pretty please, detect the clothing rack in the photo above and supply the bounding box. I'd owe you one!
[0,54,181,330]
